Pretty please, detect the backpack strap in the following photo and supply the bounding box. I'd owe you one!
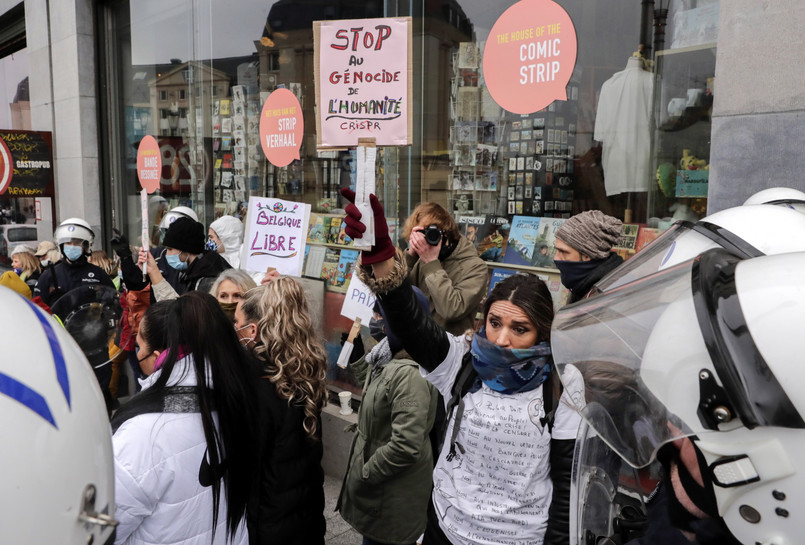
[539,372,563,434]
[442,354,477,461]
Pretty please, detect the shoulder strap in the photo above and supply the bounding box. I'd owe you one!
[540,372,563,434]
[441,354,477,461]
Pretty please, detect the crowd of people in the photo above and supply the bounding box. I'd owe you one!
[6,188,805,545]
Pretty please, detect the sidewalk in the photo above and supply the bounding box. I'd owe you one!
[324,472,362,545]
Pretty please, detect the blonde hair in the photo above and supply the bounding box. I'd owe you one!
[89,250,119,277]
[240,277,328,439]
[14,251,40,279]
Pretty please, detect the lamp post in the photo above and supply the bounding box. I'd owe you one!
[653,0,669,54]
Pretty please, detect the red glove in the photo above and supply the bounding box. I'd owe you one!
[341,187,396,264]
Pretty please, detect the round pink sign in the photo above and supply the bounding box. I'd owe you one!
[260,88,304,168]
[483,0,577,114]
[136,135,162,193]
[0,136,12,196]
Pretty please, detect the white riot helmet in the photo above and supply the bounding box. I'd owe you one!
[593,204,805,293]
[54,217,95,248]
[158,206,198,231]
[743,187,805,213]
[554,249,805,545]
[0,286,116,544]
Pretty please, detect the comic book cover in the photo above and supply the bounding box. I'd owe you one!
[488,268,516,295]
[307,213,330,244]
[635,226,663,253]
[529,217,564,268]
[613,223,641,260]
[502,216,542,266]
[336,217,354,246]
[335,249,359,289]
[320,248,341,286]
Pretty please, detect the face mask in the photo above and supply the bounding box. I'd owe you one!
[470,329,553,394]
[205,239,219,252]
[13,267,22,276]
[235,323,255,345]
[63,245,84,262]
[40,259,50,267]
[166,252,188,270]
[554,258,604,292]
[219,301,238,321]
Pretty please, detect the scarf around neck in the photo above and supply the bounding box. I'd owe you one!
[470,329,553,394]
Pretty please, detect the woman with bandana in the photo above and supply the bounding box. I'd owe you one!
[341,188,584,545]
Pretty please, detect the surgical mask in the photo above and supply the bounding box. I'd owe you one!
[63,245,84,262]
[205,238,219,252]
[554,259,604,292]
[166,252,188,270]
[13,267,22,276]
[235,323,255,345]
[40,259,50,267]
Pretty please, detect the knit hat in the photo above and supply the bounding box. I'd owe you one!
[555,210,622,260]
[34,240,57,257]
[11,244,35,256]
[162,216,205,254]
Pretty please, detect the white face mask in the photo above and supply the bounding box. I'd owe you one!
[235,323,255,346]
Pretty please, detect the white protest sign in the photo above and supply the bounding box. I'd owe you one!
[340,272,376,325]
[241,197,311,277]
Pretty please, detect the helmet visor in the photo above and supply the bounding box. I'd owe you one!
[553,256,702,468]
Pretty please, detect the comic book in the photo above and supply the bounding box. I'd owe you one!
[457,215,509,262]
[320,248,341,286]
[635,226,663,253]
[502,216,542,266]
[335,249,359,289]
[613,223,641,260]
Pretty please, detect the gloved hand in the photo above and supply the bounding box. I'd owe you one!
[111,229,132,259]
[340,187,395,264]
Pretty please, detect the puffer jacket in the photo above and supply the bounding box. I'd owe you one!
[210,215,244,268]
[337,344,437,545]
[112,356,248,545]
[405,234,488,335]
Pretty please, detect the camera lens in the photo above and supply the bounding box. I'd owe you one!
[424,226,443,246]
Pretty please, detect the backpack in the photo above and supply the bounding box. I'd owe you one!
[439,354,562,462]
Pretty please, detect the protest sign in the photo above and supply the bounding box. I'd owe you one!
[136,135,161,193]
[241,197,311,276]
[259,88,304,167]
[340,273,376,325]
[314,17,412,148]
[483,0,577,114]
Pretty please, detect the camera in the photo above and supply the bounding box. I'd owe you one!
[422,225,444,246]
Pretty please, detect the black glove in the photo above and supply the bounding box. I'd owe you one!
[111,229,132,259]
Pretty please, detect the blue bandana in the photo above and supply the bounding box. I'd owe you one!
[470,329,553,394]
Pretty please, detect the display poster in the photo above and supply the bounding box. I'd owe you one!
[340,273,376,325]
[314,17,413,148]
[0,131,54,197]
[259,88,304,167]
[136,135,162,193]
[483,0,577,114]
[241,197,311,276]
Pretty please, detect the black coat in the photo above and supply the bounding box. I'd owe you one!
[246,365,326,545]
[33,256,115,307]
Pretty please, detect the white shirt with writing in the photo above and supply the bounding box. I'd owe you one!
[423,334,584,545]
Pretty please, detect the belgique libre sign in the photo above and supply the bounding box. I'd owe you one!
[483,0,577,114]
[240,197,311,277]
[314,16,413,148]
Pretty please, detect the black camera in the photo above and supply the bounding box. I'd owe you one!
[422,225,444,246]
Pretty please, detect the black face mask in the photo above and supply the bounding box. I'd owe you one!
[554,259,603,291]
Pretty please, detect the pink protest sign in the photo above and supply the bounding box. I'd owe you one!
[314,17,412,149]
[136,135,162,193]
[259,88,304,167]
[483,0,577,114]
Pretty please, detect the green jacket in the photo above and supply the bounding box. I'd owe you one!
[405,234,488,335]
[337,349,437,545]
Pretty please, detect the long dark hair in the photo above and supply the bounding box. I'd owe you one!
[118,291,258,541]
[483,273,554,343]
[138,300,172,353]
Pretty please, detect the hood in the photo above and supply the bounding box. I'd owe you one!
[210,215,244,267]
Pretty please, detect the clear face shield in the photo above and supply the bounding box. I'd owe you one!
[553,248,804,471]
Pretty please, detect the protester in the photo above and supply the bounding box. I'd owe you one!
[235,277,327,545]
[111,293,258,545]
[11,244,40,290]
[402,202,488,335]
[342,188,584,545]
[209,215,244,268]
[553,210,623,303]
[34,239,60,268]
[139,216,231,300]
[336,287,438,545]
[209,268,256,321]
[90,250,121,291]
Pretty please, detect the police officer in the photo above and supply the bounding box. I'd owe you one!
[33,218,115,307]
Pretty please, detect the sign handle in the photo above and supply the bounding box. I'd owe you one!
[336,317,363,368]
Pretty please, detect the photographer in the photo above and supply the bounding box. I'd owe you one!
[403,202,487,335]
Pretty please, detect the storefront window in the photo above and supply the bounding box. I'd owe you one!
[98,0,717,389]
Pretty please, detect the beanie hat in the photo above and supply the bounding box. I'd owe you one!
[162,216,205,254]
[555,210,622,260]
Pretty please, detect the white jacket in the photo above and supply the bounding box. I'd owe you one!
[113,356,248,545]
